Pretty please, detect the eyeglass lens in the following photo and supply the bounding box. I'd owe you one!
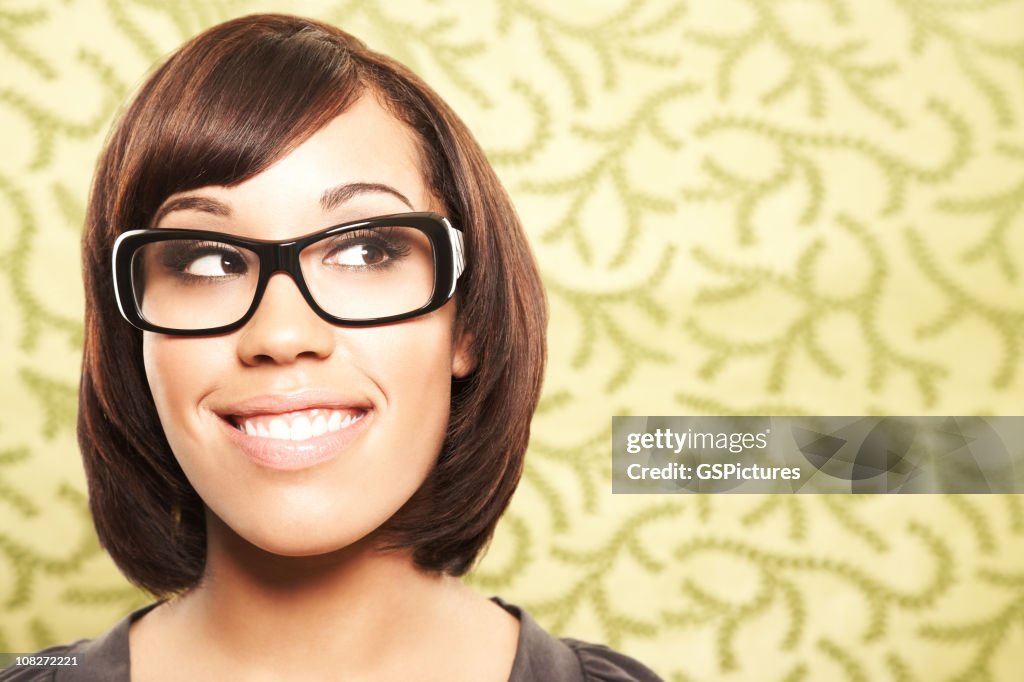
[130,225,437,330]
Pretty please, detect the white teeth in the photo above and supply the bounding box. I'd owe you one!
[290,416,312,441]
[234,409,364,441]
[269,418,289,440]
[312,415,327,437]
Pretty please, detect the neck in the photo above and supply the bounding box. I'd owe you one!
[158,512,477,678]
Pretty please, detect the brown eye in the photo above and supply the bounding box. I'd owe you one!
[185,252,246,277]
[329,243,386,266]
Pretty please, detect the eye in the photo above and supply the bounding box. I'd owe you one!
[314,228,414,271]
[327,242,388,267]
[184,250,247,277]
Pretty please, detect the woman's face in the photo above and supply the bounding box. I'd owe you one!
[142,95,473,557]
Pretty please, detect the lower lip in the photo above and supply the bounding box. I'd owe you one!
[218,412,371,471]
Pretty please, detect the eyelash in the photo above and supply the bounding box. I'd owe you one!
[159,241,248,281]
[320,228,413,269]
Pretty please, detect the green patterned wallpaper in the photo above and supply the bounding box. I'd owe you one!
[2,0,1023,680]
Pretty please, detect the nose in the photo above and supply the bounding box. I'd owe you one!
[235,273,335,366]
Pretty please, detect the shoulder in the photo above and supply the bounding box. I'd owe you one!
[495,599,664,682]
[561,639,664,682]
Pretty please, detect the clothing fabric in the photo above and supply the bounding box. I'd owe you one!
[0,599,663,681]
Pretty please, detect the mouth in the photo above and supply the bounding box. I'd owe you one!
[212,392,374,470]
[227,408,367,442]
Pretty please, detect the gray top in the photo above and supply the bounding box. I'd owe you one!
[1,599,663,681]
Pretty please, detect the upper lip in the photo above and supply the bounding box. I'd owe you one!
[211,390,374,419]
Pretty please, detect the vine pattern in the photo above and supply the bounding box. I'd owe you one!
[686,0,905,125]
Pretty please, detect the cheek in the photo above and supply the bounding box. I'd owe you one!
[142,334,230,447]
[356,316,456,449]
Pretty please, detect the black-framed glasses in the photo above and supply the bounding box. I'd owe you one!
[112,212,466,336]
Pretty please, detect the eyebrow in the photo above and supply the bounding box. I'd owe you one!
[319,182,413,212]
[152,182,414,227]
[152,196,230,227]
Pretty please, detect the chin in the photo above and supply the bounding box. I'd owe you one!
[256,541,350,559]
[206,504,380,560]
[247,522,378,558]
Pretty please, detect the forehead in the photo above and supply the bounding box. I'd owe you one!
[155,95,433,237]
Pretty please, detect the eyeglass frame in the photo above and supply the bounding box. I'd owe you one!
[112,211,466,336]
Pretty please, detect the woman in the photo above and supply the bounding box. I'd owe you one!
[3,13,661,682]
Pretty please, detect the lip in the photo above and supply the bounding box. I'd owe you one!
[213,391,373,471]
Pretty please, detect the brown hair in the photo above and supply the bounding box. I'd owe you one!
[79,13,547,595]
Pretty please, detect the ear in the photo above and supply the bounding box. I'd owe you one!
[452,326,476,379]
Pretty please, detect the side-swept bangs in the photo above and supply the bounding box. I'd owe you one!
[79,13,546,595]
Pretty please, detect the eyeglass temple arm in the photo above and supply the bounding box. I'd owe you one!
[444,220,465,298]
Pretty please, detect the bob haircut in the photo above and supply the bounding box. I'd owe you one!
[79,13,547,596]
